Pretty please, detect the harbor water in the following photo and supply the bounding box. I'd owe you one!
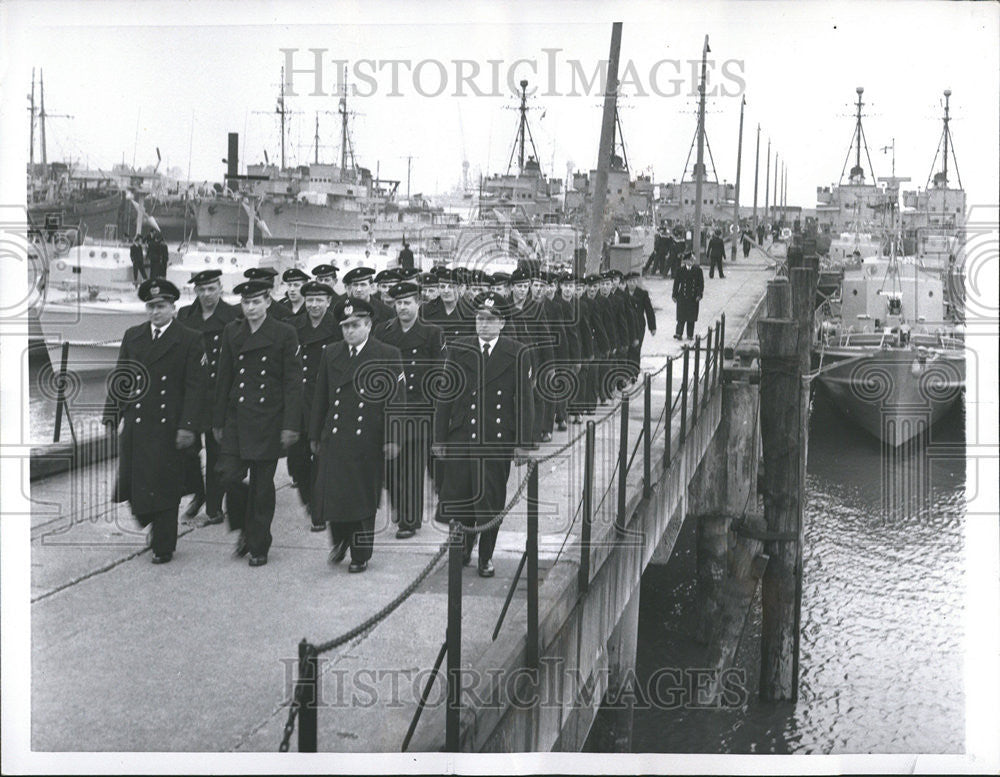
[627,390,966,754]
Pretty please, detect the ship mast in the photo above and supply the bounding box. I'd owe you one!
[839,86,877,186]
[926,89,963,190]
[506,79,541,174]
[276,66,287,170]
[28,68,36,169]
[692,34,710,260]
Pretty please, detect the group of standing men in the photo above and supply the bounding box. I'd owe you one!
[102,258,657,578]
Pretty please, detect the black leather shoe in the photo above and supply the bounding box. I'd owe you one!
[184,495,205,519]
[462,547,473,567]
[395,528,416,539]
[233,535,249,558]
[540,431,553,443]
[673,333,682,340]
[571,414,582,424]
[310,523,327,533]
[556,420,567,432]
[249,555,268,567]
[348,560,368,573]
[202,512,224,526]
[329,538,349,565]
[477,559,495,578]
[151,552,172,564]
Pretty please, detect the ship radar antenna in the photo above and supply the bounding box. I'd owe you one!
[505,79,542,175]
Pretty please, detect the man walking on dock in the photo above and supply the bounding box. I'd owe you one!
[673,252,704,340]
[102,279,206,564]
[432,292,534,578]
[624,271,656,378]
[373,281,445,539]
[309,298,406,573]
[129,236,147,285]
[708,228,727,279]
[176,269,239,525]
[213,280,303,566]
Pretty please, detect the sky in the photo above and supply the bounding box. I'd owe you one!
[2,0,998,212]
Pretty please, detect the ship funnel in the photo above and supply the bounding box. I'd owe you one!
[227,133,239,180]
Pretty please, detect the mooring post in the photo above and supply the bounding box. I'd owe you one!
[616,393,630,535]
[758,275,800,701]
[297,640,318,753]
[579,421,596,594]
[719,313,726,386]
[53,340,70,443]
[696,514,730,644]
[446,521,463,750]
[527,462,540,670]
[643,373,652,498]
[713,320,722,388]
[680,347,689,445]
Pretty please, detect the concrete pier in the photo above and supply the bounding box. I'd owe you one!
[29,253,774,752]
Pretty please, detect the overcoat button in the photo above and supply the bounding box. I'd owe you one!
[136,403,141,409]
[333,414,339,419]
[471,433,477,440]
[356,429,362,435]
[471,404,476,409]
[240,382,245,388]
[332,427,338,433]
[239,355,244,360]
[358,402,364,408]
[261,356,267,362]
[135,417,141,423]
[239,397,245,403]
[471,419,476,425]
[259,397,265,403]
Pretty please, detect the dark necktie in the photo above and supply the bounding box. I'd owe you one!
[152,327,161,341]
[350,346,357,359]
[482,342,491,361]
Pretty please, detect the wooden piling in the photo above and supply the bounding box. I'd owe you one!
[696,513,729,644]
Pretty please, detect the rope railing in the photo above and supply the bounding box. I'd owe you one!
[281,315,729,752]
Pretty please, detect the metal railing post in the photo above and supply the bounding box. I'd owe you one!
[53,340,70,443]
[616,393,630,535]
[643,373,651,499]
[665,358,673,469]
[692,336,701,426]
[446,521,463,751]
[297,640,318,753]
[712,319,721,388]
[719,313,726,386]
[527,463,539,671]
[579,421,595,594]
[680,347,689,446]
[704,325,713,407]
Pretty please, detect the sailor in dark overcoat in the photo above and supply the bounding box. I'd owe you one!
[176,269,240,524]
[242,266,295,322]
[213,280,303,566]
[373,281,445,538]
[309,298,407,572]
[290,281,342,529]
[624,271,657,379]
[432,292,535,577]
[421,268,474,343]
[129,236,147,284]
[540,271,576,432]
[672,252,704,340]
[312,264,345,306]
[102,278,206,563]
[507,267,554,443]
[277,267,310,320]
[342,266,396,325]
[147,233,169,279]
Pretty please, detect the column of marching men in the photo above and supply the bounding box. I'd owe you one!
[102,261,655,575]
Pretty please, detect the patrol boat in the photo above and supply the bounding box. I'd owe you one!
[813,177,964,446]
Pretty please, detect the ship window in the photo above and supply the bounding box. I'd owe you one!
[89,251,96,258]
[928,290,933,297]
[852,289,858,296]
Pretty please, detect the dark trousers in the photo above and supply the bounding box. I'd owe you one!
[287,438,321,525]
[217,456,278,558]
[329,515,376,563]
[137,507,179,557]
[184,431,223,517]
[742,241,751,258]
[709,253,725,278]
[627,340,642,379]
[435,456,512,564]
[131,259,148,283]
[675,318,696,338]
[570,362,596,414]
[386,429,429,531]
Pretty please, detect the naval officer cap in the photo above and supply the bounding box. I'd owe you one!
[509,267,532,284]
[472,291,510,319]
[301,280,335,297]
[282,268,310,283]
[342,266,376,286]
[386,281,421,301]
[188,269,223,286]
[624,270,640,280]
[138,278,181,303]
[419,272,438,286]
[374,268,401,284]
[584,273,602,285]
[333,297,374,323]
[244,266,279,287]
[489,271,511,285]
[396,267,421,281]
[312,263,339,279]
[232,279,273,299]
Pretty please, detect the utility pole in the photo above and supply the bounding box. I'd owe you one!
[692,34,710,262]
[406,155,413,199]
[731,95,746,261]
[773,152,780,224]
[28,68,36,169]
[752,124,760,230]
[584,22,622,276]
